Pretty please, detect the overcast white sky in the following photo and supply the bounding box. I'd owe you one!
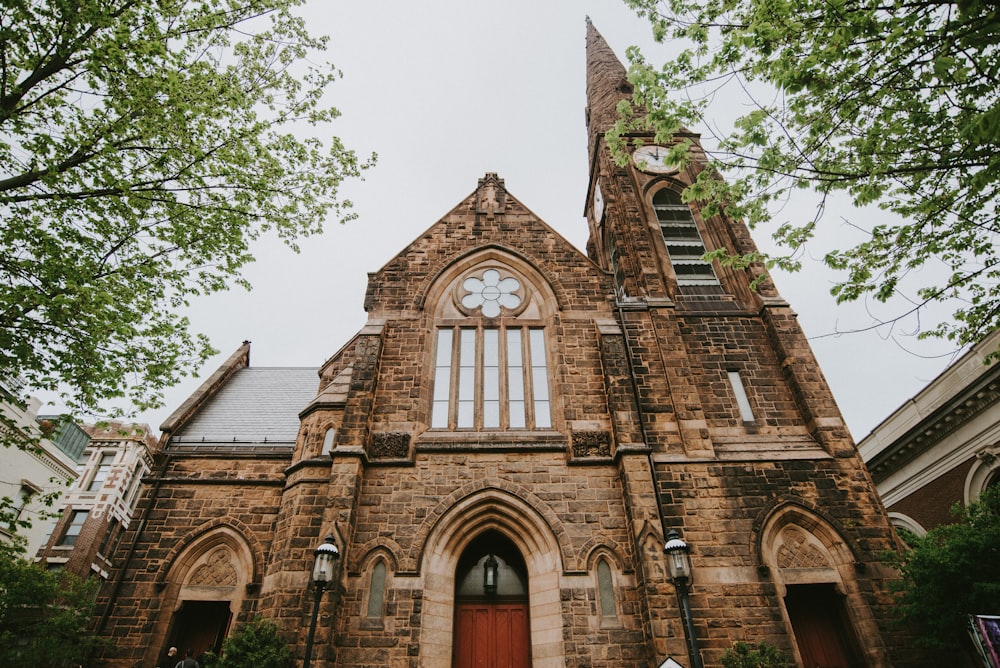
[118,0,961,441]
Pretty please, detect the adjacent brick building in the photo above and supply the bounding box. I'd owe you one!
[92,24,917,667]
[36,422,155,579]
[859,328,1000,534]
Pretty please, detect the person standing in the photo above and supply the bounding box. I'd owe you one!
[157,646,177,668]
[175,648,198,668]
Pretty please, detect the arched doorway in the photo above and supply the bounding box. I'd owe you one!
[453,530,531,668]
[417,487,566,668]
[147,527,257,667]
[784,583,864,667]
[758,505,887,667]
[166,599,232,659]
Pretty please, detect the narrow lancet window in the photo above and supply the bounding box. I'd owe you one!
[367,561,386,619]
[597,559,617,620]
[728,370,756,422]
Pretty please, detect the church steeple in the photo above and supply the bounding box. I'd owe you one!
[584,22,765,305]
[585,21,634,165]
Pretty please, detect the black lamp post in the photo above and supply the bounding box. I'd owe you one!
[303,535,339,668]
[664,530,703,668]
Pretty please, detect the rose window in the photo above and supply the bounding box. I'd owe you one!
[461,269,520,317]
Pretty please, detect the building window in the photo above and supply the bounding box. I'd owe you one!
[596,559,617,621]
[87,452,114,492]
[367,560,387,619]
[608,234,627,299]
[432,327,550,430]
[124,466,144,508]
[964,446,1000,505]
[654,189,718,285]
[727,371,756,422]
[461,269,521,317]
[321,428,336,455]
[11,481,41,526]
[98,518,120,558]
[60,509,88,546]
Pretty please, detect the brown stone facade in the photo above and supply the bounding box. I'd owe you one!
[90,23,917,668]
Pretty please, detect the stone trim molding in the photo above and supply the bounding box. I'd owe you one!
[154,517,263,589]
[416,486,566,668]
[406,481,575,574]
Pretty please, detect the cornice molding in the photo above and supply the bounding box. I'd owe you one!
[866,364,1000,482]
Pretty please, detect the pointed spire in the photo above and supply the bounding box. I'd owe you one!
[585,22,632,148]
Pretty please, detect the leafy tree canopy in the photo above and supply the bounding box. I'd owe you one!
[888,484,1000,657]
[0,539,104,666]
[0,0,369,421]
[615,0,999,349]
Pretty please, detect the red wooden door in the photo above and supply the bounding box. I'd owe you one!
[785,584,863,668]
[454,602,530,668]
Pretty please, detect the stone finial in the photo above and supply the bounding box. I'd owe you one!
[476,172,506,218]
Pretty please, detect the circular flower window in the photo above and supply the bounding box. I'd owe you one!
[461,269,521,317]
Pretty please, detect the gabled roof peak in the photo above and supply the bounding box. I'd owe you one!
[476,172,506,218]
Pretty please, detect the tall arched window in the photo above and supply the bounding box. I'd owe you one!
[430,266,552,431]
[367,561,387,620]
[596,558,618,623]
[965,446,1000,505]
[653,189,718,285]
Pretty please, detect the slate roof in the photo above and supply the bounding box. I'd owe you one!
[169,367,319,447]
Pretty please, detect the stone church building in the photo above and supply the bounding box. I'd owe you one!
[92,24,915,668]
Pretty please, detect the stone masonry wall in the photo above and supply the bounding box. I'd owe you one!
[92,452,290,667]
[676,314,805,429]
[328,452,648,667]
[656,457,907,666]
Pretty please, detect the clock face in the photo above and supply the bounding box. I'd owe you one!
[593,181,605,222]
[632,144,680,174]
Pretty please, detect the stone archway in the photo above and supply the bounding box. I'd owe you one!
[758,504,889,668]
[146,526,256,667]
[418,488,565,668]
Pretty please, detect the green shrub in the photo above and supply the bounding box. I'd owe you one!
[203,618,294,668]
[720,641,792,668]
[0,541,106,666]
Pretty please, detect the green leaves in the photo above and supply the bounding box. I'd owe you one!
[0,541,104,666]
[720,641,792,668]
[200,618,295,668]
[0,0,370,418]
[617,0,1000,348]
[887,485,1000,657]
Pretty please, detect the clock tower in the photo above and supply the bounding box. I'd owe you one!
[580,20,912,666]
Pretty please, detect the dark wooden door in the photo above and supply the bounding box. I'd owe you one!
[453,602,530,668]
[785,584,863,668]
[168,600,232,660]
